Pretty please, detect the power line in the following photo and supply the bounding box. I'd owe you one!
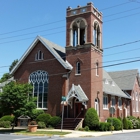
[0,31,65,45]
[104,11,140,22]
[100,2,131,11]
[0,19,65,36]
[104,6,140,17]
[0,2,135,38]
[104,39,140,49]
[1,58,140,82]
[0,38,140,70]
[0,26,65,40]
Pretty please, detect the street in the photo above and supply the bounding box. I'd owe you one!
[0,131,140,140]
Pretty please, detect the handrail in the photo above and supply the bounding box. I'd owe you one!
[74,111,81,121]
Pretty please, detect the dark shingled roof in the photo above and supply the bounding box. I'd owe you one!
[103,70,130,99]
[108,69,138,90]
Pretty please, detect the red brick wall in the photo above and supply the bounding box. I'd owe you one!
[13,41,67,116]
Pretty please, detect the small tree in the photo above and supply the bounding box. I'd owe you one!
[9,59,18,72]
[0,73,11,83]
[84,108,99,130]
[0,81,36,130]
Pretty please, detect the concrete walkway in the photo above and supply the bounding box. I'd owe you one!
[37,128,140,138]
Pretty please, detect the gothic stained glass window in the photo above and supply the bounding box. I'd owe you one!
[29,70,48,109]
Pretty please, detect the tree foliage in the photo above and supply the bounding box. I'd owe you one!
[0,81,36,117]
[0,73,11,83]
[9,59,18,72]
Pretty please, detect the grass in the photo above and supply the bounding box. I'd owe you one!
[17,130,71,135]
[0,128,71,136]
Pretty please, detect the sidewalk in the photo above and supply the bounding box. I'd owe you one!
[1,127,140,138]
[37,128,140,138]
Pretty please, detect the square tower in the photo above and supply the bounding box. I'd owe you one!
[66,2,103,119]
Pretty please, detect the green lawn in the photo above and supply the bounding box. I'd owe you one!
[0,129,71,136]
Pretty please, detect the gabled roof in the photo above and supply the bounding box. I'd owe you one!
[66,84,88,102]
[108,69,138,90]
[103,70,131,99]
[10,36,73,75]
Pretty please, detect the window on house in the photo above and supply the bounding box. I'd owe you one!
[133,102,135,112]
[96,62,99,76]
[103,95,108,109]
[132,92,134,100]
[95,98,99,115]
[35,50,44,60]
[76,62,81,74]
[29,70,48,109]
[136,92,138,100]
[136,101,139,112]
[111,96,116,108]
[118,98,122,109]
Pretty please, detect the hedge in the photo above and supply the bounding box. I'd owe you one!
[107,117,122,130]
[36,113,51,125]
[48,116,61,127]
[0,115,15,122]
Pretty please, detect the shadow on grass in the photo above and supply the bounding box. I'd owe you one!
[0,129,26,134]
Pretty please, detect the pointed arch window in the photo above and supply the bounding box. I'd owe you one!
[29,70,49,109]
[96,62,99,76]
[35,50,44,61]
[93,22,100,48]
[76,62,81,74]
[71,19,87,47]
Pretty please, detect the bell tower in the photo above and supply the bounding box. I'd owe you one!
[66,2,103,120]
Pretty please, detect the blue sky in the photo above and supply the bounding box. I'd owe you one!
[0,0,140,78]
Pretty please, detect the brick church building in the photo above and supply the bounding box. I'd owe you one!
[8,2,140,122]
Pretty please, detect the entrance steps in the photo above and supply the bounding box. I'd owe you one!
[55,118,83,130]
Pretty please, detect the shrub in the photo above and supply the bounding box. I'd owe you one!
[123,117,128,129]
[37,121,46,129]
[107,117,122,130]
[99,122,105,131]
[3,121,11,128]
[84,126,89,131]
[29,121,37,125]
[84,108,99,130]
[99,122,110,131]
[127,119,133,129]
[0,120,11,128]
[48,116,61,127]
[110,125,114,131]
[36,113,51,125]
[0,115,15,122]
[0,121,4,127]
[127,116,140,129]
[30,109,44,120]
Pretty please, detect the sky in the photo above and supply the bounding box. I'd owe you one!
[0,0,140,78]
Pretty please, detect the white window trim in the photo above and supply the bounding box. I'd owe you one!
[111,96,116,109]
[118,97,122,110]
[103,95,108,109]
[76,62,81,75]
[96,62,99,76]
[105,79,109,84]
